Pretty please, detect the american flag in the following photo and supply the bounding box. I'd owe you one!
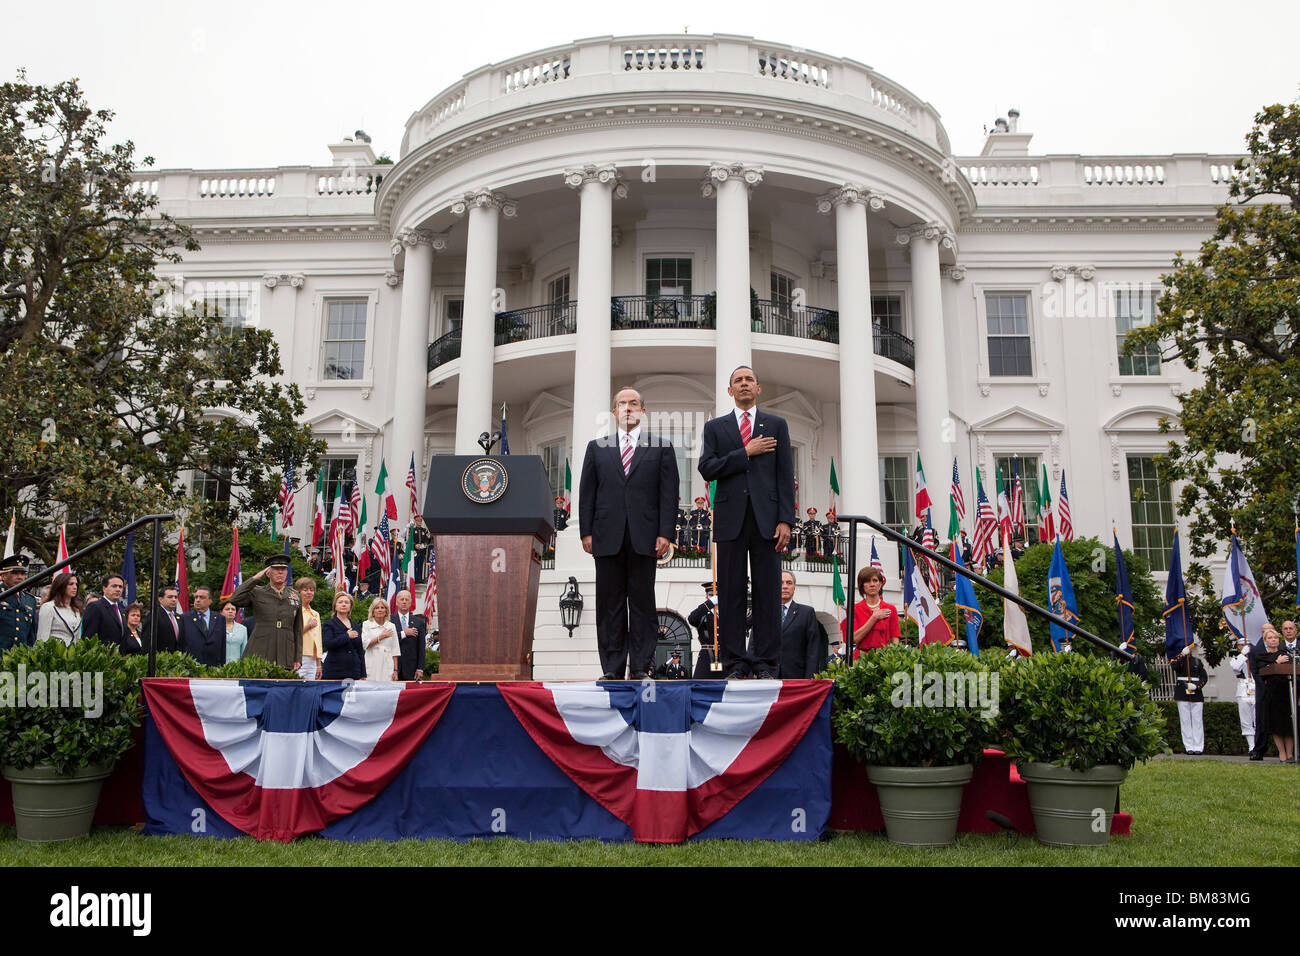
[406,453,420,517]
[421,546,437,620]
[371,512,391,592]
[1010,464,1025,536]
[869,538,883,572]
[920,513,942,595]
[1058,470,1074,541]
[950,458,966,524]
[347,472,361,536]
[278,455,295,530]
[971,480,998,568]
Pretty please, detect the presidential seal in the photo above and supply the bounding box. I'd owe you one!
[462,458,509,503]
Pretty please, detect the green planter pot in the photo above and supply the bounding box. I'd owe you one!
[866,763,974,846]
[3,763,114,843]
[1019,762,1127,846]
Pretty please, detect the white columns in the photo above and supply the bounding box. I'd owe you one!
[819,185,884,525]
[704,163,762,411]
[389,231,441,525]
[452,189,516,455]
[898,223,955,515]
[564,164,626,530]
[260,273,303,382]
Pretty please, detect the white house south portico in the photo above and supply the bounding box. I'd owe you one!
[143,34,1229,679]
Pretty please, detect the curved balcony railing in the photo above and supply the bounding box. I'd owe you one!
[494,301,578,343]
[428,328,462,371]
[753,299,839,341]
[873,323,915,368]
[429,298,916,371]
[611,295,712,329]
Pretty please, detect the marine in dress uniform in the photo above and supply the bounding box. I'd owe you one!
[688,583,723,678]
[657,647,688,680]
[410,514,432,585]
[0,554,38,651]
[227,554,303,670]
[821,508,840,560]
[802,508,822,558]
[688,497,711,553]
[674,503,690,550]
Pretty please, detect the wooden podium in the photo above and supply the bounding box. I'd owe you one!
[423,455,554,681]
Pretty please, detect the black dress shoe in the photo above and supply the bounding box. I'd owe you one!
[598,672,623,681]
[1249,754,1263,761]
[724,667,749,680]
[752,669,777,680]
[628,670,649,680]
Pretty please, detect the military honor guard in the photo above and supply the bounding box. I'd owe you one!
[688,583,723,678]
[674,500,690,550]
[227,553,304,670]
[409,513,432,585]
[688,496,712,553]
[657,646,688,680]
[822,508,840,560]
[802,507,822,558]
[0,554,38,651]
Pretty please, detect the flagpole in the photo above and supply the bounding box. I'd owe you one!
[710,539,722,672]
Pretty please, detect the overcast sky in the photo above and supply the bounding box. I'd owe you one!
[6,0,1297,170]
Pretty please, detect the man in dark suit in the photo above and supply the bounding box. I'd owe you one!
[82,573,127,650]
[144,585,182,654]
[698,366,795,679]
[179,585,225,666]
[777,570,827,679]
[393,589,427,680]
[579,386,678,680]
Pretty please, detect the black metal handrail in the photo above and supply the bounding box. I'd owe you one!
[873,323,915,368]
[495,301,578,343]
[834,513,1131,659]
[0,514,176,676]
[612,294,712,329]
[752,299,839,341]
[427,327,462,371]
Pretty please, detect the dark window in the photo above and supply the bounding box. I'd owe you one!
[986,293,1032,376]
[1128,456,1176,571]
[645,258,692,297]
[323,299,367,380]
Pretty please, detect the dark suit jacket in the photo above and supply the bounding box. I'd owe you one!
[179,608,226,667]
[779,602,827,679]
[321,616,366,680]
[394,610,427,680]
[82,599,125,649]
[698,409,795,541]
[143,603,180,654]
[578,432,678,556]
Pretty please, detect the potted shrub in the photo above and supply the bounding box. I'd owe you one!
[832,642,997,846]
[0,638,141,842]
[998,652,1167,846]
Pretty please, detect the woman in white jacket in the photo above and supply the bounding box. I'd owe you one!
[37,573,83,646]
[361,597,400,682]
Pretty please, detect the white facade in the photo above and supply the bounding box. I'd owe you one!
[139,35,1239,680]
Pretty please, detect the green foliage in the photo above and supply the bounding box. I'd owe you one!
[0,73,324,570]
[831,642,996,767]
[0,639,140,775]
[938,538,1163,659]
[209,657,301,680]
[1126,101,1300,660]
[997,653,1168,771]
[425,649,440,674]
[144,652,210,679]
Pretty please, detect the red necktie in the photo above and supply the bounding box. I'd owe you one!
[739,411,752,445]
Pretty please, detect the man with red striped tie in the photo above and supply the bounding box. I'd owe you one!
[579,387,679,681]
[698,366,796,680]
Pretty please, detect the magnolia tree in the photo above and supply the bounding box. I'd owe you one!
[0,72,323,574]
[1128,102,1300,658]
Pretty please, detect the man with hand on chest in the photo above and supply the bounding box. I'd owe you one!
[393,589,427,681]
[698,365,795,680]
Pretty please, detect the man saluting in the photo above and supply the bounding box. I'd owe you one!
[228,553,303,670]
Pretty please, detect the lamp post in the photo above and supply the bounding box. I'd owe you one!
[559,576,583,636]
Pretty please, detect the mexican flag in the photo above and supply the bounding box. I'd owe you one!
[311,469,326,548]
[903,545,952,645]
[913,452,931,518]
[376,460,399,522]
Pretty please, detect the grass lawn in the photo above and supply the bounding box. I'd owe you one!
[1,759,1294,866]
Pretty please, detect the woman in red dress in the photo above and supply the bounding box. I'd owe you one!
[840,567,901,660]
